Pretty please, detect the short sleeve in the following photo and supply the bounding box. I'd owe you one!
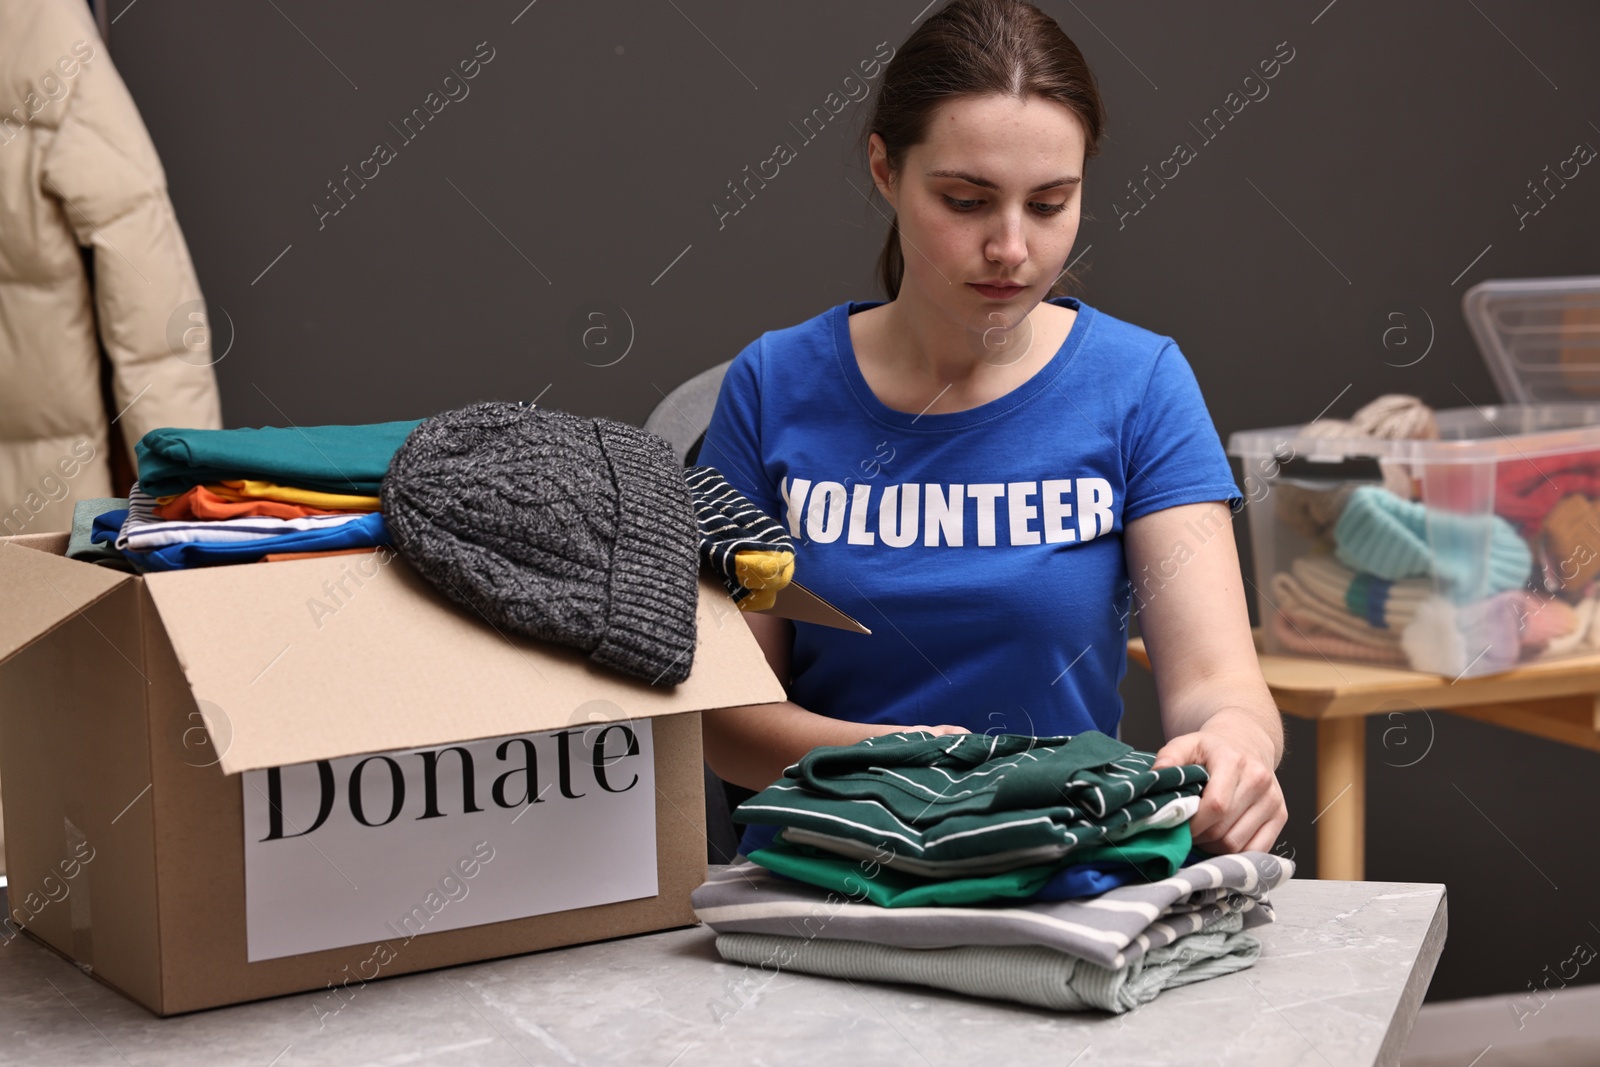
[696,340,784,523]
[1122,341,1242,523]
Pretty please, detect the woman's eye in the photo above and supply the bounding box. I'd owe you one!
[942,195,1069,216]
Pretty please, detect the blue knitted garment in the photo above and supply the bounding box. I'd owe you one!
[1332,485,1531,596]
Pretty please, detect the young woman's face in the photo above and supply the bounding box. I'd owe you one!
[873,93,1087,322]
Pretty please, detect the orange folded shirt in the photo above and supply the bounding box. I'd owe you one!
[154,484,374,521]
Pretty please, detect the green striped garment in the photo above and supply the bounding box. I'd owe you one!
[733,731,1208,868]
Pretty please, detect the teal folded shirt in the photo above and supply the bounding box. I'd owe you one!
[135,420,425,498]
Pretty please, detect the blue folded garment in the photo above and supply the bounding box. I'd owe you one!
[90,509,131,544]
[93,509,389,571]
[1026,862,1141,901]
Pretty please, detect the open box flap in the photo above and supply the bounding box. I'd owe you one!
[755,579,870,634]
[0,535,135,664]
[141,552,786,775]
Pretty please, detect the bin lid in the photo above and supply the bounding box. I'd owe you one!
[1464,275,1600,403]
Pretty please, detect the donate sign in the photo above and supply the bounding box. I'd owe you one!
[242,720,657,961]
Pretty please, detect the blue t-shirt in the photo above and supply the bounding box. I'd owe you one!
[700,295,1240,745]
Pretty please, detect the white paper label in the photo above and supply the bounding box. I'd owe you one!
[242,720,656,962]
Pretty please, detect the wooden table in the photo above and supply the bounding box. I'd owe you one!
[1128,634,1600,881]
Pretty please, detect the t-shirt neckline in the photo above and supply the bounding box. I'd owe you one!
[833,296,1092,431]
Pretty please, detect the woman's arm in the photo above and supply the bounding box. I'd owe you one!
[702,611,964,791]
[1123,500,1288,854]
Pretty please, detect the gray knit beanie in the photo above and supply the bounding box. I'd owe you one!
[381,402,700,686]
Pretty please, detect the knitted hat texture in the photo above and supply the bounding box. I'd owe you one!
[382,402,700,685]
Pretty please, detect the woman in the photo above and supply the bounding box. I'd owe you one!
[700,0,1286,859]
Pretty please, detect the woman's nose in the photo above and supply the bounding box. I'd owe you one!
[986,214,1028,265]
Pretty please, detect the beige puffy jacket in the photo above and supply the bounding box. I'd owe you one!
[0,0,222,538]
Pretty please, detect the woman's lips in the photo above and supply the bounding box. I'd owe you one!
[970,282,1026,299]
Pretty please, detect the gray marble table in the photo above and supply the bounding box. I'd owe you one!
[0,877,1446,1067]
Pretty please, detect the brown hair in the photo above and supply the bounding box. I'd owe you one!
[857,0,1107,301]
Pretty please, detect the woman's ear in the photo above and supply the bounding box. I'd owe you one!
[867,133,897,209]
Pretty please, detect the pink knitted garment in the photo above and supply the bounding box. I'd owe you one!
[1267,610,1410,665]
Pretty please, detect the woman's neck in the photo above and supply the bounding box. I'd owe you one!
[879,285,1046,387]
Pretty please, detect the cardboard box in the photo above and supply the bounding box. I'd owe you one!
[0,531,816,1015]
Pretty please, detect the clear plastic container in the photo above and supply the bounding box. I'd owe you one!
[1466,275,1600,403]
[1227,276,1600,678]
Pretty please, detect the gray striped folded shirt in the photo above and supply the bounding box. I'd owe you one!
[715,910,1262,1013]
[693,850,1290,971]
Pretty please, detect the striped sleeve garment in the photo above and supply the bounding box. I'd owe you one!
[684,464,796,610]
[732,731,1208,869]
[773,793,1200,879]
[692,850,1291,971]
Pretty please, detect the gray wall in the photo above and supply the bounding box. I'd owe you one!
[106,0,1599,1003]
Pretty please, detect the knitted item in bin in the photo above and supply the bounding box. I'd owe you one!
[1400,591,1579,675]
[1518,593,1581,646]
[1289,555,1431,631]
[684,465,795,611]
[1268,571,1404,657]
[1495,452,1600,537]
[1543,592,1600,657]
[1402,595,1521,675]
[1274,394,1437,541]
[382,402,701,686]
[1332,485,1532,594]
[1349,394,1440,440]
[1542,494,1600,597]
[1267,609,1408,665]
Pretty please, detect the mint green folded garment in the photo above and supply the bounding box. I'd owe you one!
[714,910,1261,1013]
[1332,484,1531,596]
[134,420,425,498]
[750,822,1194,908]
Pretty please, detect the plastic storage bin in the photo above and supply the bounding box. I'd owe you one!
[1466,274,1600,402]
[1229,276,1600,679]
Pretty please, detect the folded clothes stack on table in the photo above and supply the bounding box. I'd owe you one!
[694,730,1293,1013]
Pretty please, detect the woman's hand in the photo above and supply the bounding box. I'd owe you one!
[1124,502,1289,856]
[1152,708,1286,854]
[894,724,970,737]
